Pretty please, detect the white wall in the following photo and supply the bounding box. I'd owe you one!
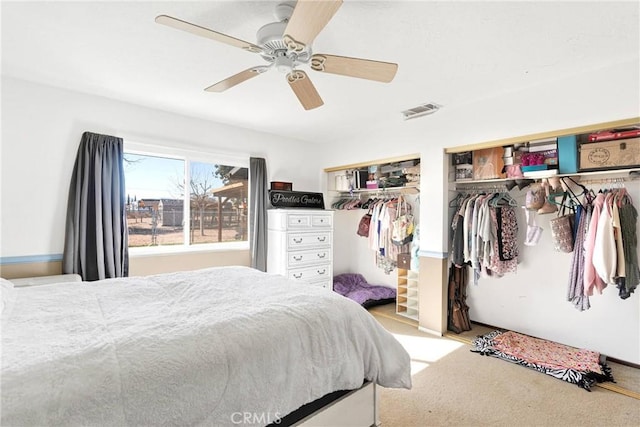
[0,76,324,259]
[319,59,640,363]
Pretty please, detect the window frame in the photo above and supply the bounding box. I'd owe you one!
[124,140,250,256]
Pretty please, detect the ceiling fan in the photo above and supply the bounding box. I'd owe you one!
[156,0,398,110]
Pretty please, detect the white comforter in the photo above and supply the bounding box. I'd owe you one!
[1,266,411,426]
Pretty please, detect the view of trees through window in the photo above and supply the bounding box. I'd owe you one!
[124,153,248,248]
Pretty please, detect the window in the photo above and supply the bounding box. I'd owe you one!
[123,149,248,250]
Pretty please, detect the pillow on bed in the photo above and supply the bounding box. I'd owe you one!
[1,278,16,317]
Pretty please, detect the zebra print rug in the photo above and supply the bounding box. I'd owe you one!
[471,330,614,391]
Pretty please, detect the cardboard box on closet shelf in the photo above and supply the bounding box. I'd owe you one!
[397,253,411,269]
[513,149,526,165]
[579,137,640,171]
[472,147,505,180]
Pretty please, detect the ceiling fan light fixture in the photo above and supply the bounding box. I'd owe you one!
[274,55,294,73]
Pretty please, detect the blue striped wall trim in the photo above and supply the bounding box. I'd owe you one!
[418,250,448,259]
[0,254,63,265]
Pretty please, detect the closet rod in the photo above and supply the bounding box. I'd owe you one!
[453,184,509,193]
[366,187,420,197]
[580,175,640,186]
[335,190,404,199]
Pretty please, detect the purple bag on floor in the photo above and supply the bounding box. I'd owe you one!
[333,273,396,307]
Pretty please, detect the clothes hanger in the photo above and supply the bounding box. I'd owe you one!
[560,176,588,197]
[488,192,517,207]
[449,193,464,208]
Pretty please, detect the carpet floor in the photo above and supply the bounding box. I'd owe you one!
[368,303,640,427]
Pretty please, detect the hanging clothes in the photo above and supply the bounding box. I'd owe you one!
[618,200,639,299]
[567,203,591,311]
[360,195,414,274]
[573,185,639,306]
[450,194,471,267]
[583,193,607,296]
[592,193,617,286]
[449,191,519,283]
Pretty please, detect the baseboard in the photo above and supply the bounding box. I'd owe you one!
[417,326,442,337]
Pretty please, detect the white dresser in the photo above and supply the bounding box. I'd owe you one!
[267,209,334,289]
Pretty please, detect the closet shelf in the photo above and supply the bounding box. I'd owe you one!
[453,167,640,185]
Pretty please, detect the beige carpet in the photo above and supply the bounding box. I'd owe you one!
[369,305,640,427]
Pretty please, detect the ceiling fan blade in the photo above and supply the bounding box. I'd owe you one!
[310,54,398,83]
[283,0,343,51]
[287,70,324,110]
[205,67,269,92]
[155,15,262,53]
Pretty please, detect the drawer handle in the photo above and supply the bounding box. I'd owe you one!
[293,273,303,279]
[293,255,303,261]
[317,253,326,259]
[317,237,326,242]
[317,269,326,275]
[293,238,303,244]
[297,219,302,223]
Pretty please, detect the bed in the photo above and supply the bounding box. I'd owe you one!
[1,266,411,426]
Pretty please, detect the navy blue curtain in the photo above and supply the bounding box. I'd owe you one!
[63,132,129,281]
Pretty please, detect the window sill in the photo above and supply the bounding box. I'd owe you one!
[129,241,249,258]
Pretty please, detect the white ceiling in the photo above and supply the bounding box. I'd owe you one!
[2,1,639,144]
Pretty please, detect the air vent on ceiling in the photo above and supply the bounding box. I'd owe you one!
[401,102,442,120]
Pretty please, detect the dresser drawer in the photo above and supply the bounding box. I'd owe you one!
[309,279,333,290]
[286,213,333,229]
[288,248,332,268]
[288,232,331,249]
[311,214,333,228]
[288,264,331,283]
[287,214,312,228]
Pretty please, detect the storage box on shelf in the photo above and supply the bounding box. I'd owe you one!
[453,151,473,181]
[270,181,293,191]
[557,135,578,174]
[578,137,640,171]
[472,147,505,180]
